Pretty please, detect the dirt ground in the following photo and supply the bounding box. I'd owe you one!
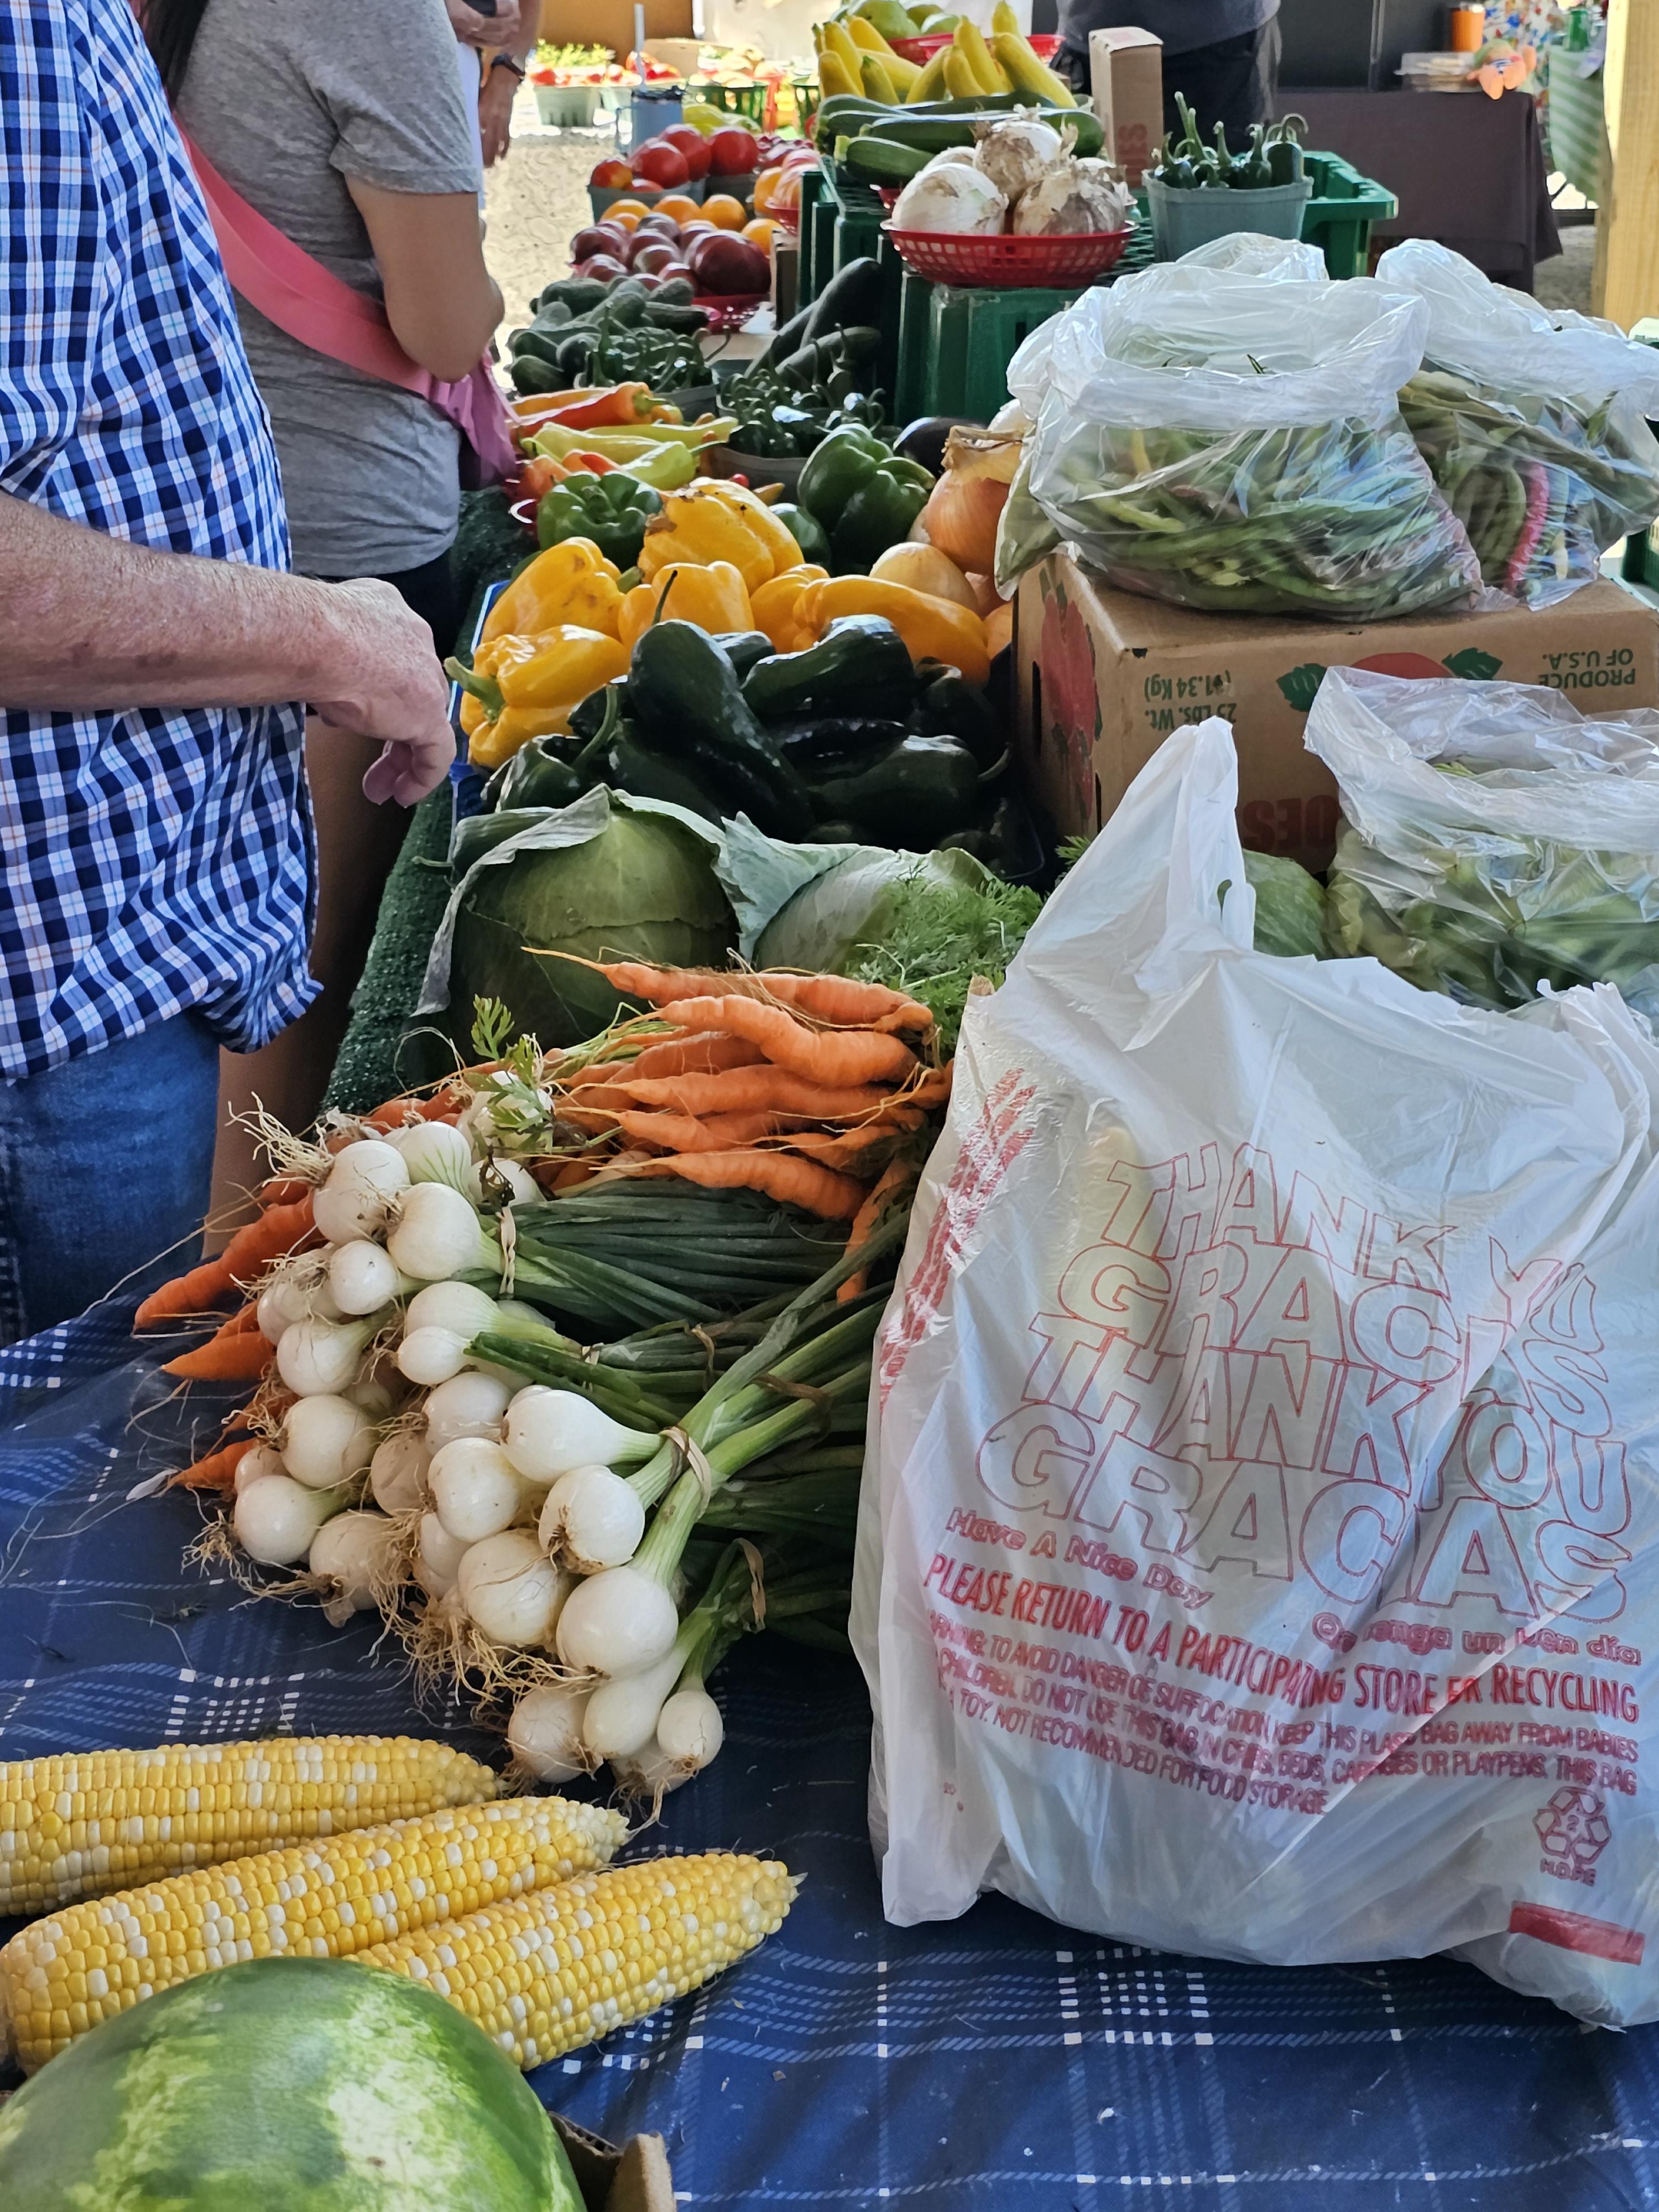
[484,106,615,330]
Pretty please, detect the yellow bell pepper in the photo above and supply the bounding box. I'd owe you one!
[481,539,624,644]
[792,577,992,685]
[617,561,753,649]
[638,481,804,595]
[749,564,829,650]
[451,625,630,768]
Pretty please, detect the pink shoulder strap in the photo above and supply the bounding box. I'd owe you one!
[180,128,516,483]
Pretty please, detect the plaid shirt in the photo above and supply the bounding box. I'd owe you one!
[0,0,315,1081]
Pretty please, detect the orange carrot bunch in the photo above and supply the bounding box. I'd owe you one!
[545,961,951,1222]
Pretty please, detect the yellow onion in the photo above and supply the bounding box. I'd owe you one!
[870,541,980,611]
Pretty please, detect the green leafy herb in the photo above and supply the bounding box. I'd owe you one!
[843,873,1041,1052]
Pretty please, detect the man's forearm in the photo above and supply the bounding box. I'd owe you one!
[509,0,540,62]
[0,492,356,712]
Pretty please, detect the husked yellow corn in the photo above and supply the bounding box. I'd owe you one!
[0,1794,627,2072]
[0,1735,499,1917]
[358,1851,797,2070]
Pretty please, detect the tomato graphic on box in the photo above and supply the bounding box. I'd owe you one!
[1276,645,1503,714]
[1037,576,1102,820]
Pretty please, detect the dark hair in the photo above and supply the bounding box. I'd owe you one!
[140,0,213,103]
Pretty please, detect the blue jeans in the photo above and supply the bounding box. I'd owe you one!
[0,1013,220,1345]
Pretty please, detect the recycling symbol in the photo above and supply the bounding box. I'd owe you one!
[1533,1786,1612,1869]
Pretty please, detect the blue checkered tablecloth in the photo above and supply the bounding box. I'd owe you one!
[3,1309,1658,2208]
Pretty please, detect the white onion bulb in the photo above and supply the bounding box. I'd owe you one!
[554,1564,679,1676]
[280,1393,376,1490]
[369,1430,430,1515]
[428,1435,526,1544]
[235,1475,347,1566]
[327,1239,405,1316]
[457,1531,570,1648]
[307,1509,400,1613]
[508,1680,594,1783]
[424,1370,512,1449]
[537,1464,645,1573]
[312,1139,408,1244]
[502,1387,655,1486]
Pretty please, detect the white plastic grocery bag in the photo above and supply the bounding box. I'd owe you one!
[853,717,1659,2023]
[997,264,1481,621]
[1378,238,1659,606]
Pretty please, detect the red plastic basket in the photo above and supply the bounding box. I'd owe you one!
[889,28,1059,62]
[884,222,1132,288]
[692,291,770,330]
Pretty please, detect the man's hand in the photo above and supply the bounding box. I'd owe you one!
[478,61,518,166]
[305,580,456,807]
[446,0,521,49]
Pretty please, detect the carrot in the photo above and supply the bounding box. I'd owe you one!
[627,1034,765,1082]
[654,997,918,1087]
[608,1109,785,1153]
[629,1151,867,1219]
[753,973,935,1033]
[904,1063,954,1109]
[618,1070,897,1120]
[772,1124,909,1170]
[166,1434,252,1494]
[163,1329,275,1383]
[135,1194,316,1328]
[576,957,934,1035]
[257,1175,311,1208]
[839,1158,919,1302]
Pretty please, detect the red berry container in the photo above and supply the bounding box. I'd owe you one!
[883,222,1133,288]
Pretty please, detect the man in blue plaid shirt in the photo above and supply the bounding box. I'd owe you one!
[0,0,455,1343]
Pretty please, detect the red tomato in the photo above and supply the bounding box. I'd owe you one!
[589,156,633,188]
[708,127,761,175]
[660,124,712,179]
[632,140,690,189]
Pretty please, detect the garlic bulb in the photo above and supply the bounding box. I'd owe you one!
[892,161,1006,237]
[1011,158,1135,237]
[972,112,1066,203]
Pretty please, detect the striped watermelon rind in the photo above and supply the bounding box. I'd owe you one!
[0,1955,585,2211]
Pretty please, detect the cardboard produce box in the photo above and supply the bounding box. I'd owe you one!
[1087,28,1162,187]
[554,2117,676,2212]
[1015,552,1659,872]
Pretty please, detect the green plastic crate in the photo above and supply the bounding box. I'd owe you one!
[696,81,766,122]
[893,229,1155,424]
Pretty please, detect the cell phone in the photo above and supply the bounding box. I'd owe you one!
[471,0,498,14]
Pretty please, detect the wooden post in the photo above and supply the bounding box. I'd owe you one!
[1591,0,1659,330]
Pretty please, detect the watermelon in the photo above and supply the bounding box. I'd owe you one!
[0,1956,585,2211]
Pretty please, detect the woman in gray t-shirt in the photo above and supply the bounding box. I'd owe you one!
[147,0,501,638]
[138,0,505,1182]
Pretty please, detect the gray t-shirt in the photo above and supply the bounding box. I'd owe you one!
[176,0,481,579]
[1057,0,1277,59]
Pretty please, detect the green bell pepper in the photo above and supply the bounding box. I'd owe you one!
[535,469,662,568]
[796,427,935,574]
[486,735,586,813]
[771,502,832,567]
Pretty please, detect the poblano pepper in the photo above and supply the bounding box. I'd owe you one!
[796,426,935,574]
[536,469,662,568]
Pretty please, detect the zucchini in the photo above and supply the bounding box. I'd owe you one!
[867,104,1103,156]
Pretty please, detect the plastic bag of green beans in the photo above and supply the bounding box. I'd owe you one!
[1378,240,1659,608]
[999,258,1481,620]
[1310,664,1659,1015]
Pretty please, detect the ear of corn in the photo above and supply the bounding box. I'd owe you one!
[0,1735,500,1917]
[0,1796,627,2073]
[358,1851,798,2070]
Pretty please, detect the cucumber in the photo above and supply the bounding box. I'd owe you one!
[0,1957,583,2212]
[843,135,932,184]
